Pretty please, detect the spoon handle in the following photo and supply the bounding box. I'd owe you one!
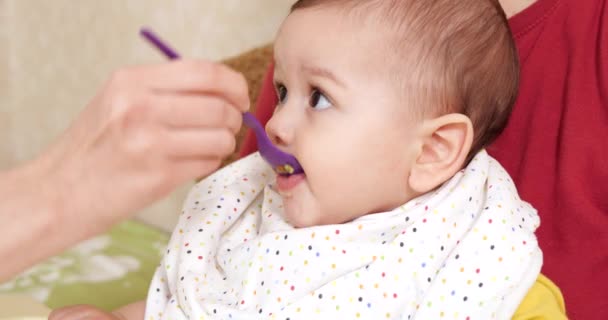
[140,28,180,60]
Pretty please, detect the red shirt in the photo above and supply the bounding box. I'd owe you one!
[490,0,608,318]
[240,0,608,318]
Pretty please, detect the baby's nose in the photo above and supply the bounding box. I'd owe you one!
[266,108,296,147]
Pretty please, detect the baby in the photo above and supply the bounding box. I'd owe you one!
[145,0,541,319]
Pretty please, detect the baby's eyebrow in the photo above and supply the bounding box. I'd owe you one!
[301,64,346,88]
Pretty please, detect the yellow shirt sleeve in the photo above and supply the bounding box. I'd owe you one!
[512,274,567,320]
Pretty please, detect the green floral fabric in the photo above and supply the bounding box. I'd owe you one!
[0,220,168,311]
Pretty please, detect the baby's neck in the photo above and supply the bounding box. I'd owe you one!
[498,0,537,18]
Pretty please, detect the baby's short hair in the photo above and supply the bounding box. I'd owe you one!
[291,0,519,161]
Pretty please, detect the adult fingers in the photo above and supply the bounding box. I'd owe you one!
[150,94,242,134]
[171,158,223,184]
[163,128,237,159]
[49,305,121,320]
[123,60,250,112]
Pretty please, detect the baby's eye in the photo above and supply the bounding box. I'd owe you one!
[276,83,288,104]
[309,88,332,110]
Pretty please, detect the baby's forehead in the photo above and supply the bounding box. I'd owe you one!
[288,1,410,34]
[277,7,400,57]
[283,5,416,59]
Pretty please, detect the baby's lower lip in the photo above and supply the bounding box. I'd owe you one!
[276,173,306,192]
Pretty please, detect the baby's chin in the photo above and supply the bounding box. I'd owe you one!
[275,177,362,228]
[281,194,320,228]
[281,194,360,228]
[278,183,326,228]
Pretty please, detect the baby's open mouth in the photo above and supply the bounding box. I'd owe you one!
[276,173,306,197]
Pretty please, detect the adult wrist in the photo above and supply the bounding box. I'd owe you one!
[0,154,66,280]
[15,153,66,237]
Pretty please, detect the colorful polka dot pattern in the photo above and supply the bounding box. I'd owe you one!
[145,151,542,320]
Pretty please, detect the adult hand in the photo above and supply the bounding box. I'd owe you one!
[49,301,145,320]
[0,59,248,280]
[49,305,131,320]
[45,59,249,228]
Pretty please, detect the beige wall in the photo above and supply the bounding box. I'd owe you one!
[0,0,294,231]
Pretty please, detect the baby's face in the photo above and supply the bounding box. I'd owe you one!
[266,7,423,227]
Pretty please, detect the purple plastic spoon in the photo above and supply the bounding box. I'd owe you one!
[140,28,303,176]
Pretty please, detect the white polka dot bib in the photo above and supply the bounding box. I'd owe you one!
[145,150,542,320]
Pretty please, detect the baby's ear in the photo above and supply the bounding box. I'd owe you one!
[408,114,473,193]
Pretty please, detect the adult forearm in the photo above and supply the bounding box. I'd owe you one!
[0,155,86,281]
